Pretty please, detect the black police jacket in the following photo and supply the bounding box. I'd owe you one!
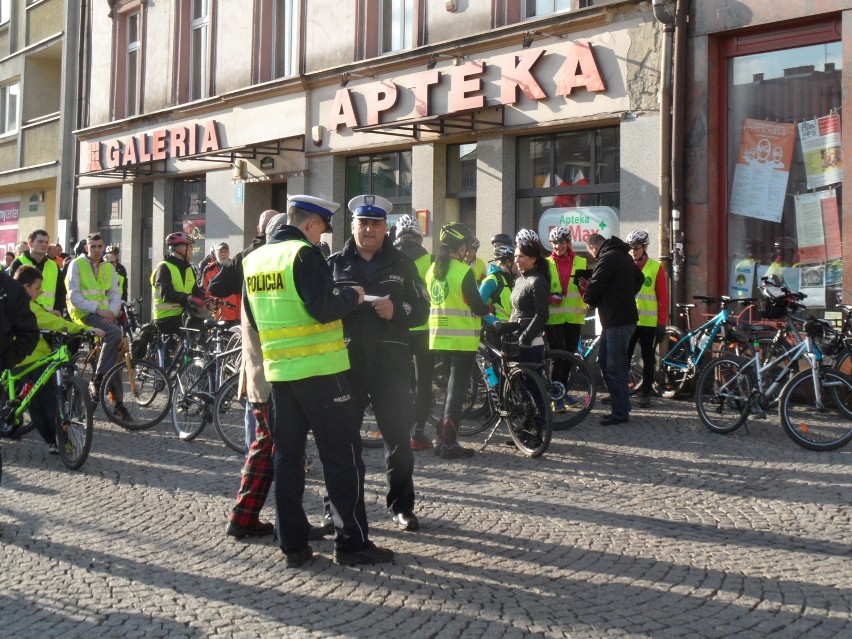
[327,237,429,372]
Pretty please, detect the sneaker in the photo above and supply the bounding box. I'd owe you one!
[113,403,133,424]
[638,394,651,408]
[391,511,420,531]
[226,520,275,539]
[438,442,475,460]
[48,443,59,455]
[334,540,394,565]
[410,433,433,450]
[284,545,314,568]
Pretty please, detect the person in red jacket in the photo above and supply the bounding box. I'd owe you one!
[201,243,240,324]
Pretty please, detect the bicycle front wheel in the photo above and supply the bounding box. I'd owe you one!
[100,359,171,430]
[779,369,852,451]
[545,349,595,430]
[504,366,552,458]
[213,375,247,453]
[695,355,752,434]
[171,359,213,441]
[56,376,93,470]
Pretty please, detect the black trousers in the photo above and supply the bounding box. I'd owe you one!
[545,322,582,384]
[409,331,434,434]
[269,373,369,553]
[435,350,475,445]
[348,361,416,516]
[628,325,656,396]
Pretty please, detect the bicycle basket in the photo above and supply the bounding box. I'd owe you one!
[759,285,788,319]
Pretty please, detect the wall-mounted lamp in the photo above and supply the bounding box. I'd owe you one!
[340,71,377,87]
[522,29,565,49]
[426,52,467,69]
[311,125,326,147]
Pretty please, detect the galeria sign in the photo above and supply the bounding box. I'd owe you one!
[327,42,606,130]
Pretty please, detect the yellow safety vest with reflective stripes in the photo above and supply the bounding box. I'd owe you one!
[67,259,115,323]
[481,270,513,321]
[426,259,480,352]
[470,257,486,282]
[243,240,349,382]
[150,261,195,320]
[636,258,662,328]
[411,252,432,333]
[547,255,587,325]
[18,254,59,310]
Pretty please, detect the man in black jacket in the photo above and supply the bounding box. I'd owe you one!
[0,269,39,372]
[582,233,644,425]
[327,195,430,532]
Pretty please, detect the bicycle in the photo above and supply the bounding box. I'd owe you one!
[465,322,553,457]
[695,282,852,451]
[656,295,757,398]
[210,374,247,453]
[0,330,94,470]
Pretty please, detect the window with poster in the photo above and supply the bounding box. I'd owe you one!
[723,21,842,312]
[344,150,412,239]
[174,177,206,260]
[516,126,620,249]
[97,187,123,249]
[447,143,477,235]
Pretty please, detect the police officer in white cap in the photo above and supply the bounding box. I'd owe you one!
[327,195,430,532]
[242,194,394,567]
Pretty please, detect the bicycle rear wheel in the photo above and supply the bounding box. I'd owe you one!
[779,369,852,451]
[504,366,552,458]
[100,358,171,430]
[171,358,213,441]
[654,329,693,398]
[212,375,247,453]
[56,376,93,470]
[695,355,752,434]
[545,349,595,430]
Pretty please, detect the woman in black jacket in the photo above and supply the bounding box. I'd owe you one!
[511,230,550,364]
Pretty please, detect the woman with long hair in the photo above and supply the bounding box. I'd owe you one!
[426,222,492,460]
[511,229,551,365]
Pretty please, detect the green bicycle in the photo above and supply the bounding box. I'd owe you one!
[0,330,94,471]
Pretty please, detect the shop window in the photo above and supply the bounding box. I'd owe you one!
[344,150,412,236]
[174,177,206,259]
[447,143,477,234]
[724,30,842,311]
[97,187,123,249]
[357,0,421,59]
[516,126,620,236]
[0,82,19,135]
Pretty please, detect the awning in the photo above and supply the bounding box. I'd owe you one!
[352,106,504,139]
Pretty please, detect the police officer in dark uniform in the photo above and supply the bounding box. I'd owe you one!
[242,194,394,568]
[328,196,430,532]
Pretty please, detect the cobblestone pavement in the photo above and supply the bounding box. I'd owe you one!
[1,397,849,639]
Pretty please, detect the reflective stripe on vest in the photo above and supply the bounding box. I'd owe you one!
[482,270,512,321]
[636,258,662,327]
[67,260,115,323]
[19,254,59,309]
[410,252,432,332]
[426,259,480,352]
[244,240,349,381]
[150,261,195,320]
[547,255,587,325]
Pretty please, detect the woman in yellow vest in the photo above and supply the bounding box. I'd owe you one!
[426,222,493,460]
[479,245,516,321]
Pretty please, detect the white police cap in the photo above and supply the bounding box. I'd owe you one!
[287,194,339,232]
[348,194,393,221]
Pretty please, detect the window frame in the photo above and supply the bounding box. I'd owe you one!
[0,0,10,26]
[125,11,142,116]
[0,82,20,136]
[356,0,423,60]
[175,0,217,104]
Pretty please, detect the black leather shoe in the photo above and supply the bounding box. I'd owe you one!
[638,395,651,408]
[308,524,333,540]
[600,395,612,405]
[226,520,275,539]
[392,511,420,531]
[284,545,313,568]
[600,416,629,426]
[334,541,394,565]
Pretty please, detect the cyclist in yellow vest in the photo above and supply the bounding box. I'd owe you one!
[479,245,516,321]
[242,194,393,568]
[545,225,588,415]
[150,232,205,336]
[65,232,123,402]
[393,213,436,451]
[464,237,486,283]
[9,229,67,316]
[626,230,668,408]
[427,222,493,460]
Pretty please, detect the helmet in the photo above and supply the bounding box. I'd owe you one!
[492,245,515,263]
[73,239,88,256]
[549,226,572,244]
[515,229,539,246]
[395,214,422,239]
[469,238,481,251]
[491,233,514,247]
[626,230,650,246]
[439,222,473,248]
[166,232,193,247]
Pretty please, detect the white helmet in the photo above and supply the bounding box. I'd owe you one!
[626,230,650,246]
[549,226,572,244]
[515,229,539,245]
[395,214,422,240]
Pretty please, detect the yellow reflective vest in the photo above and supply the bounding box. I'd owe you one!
[636,258,662,328]
[426,259,480,352]
[411,252,432,333]
[67,260,114,323]
[243,240,349,382]
[18,254,59,310]
[151,261,195,320]
[480,269,513,321]
[547,255,587,325]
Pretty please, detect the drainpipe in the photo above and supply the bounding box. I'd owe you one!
[670,0,689,307]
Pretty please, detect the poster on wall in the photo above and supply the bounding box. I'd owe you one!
[797,114,842,189]
[176,218,206,259]
[793,192,830,263]
[729,258,756,299]
[821,191,842,261]
[0,200,20,254]
[729,119,796,223]
[800,264,826,307]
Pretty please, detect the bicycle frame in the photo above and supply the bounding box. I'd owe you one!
[661,307,732,372]
[0,340,70,432]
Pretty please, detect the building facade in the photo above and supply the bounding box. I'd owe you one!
[74,0,663,320]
